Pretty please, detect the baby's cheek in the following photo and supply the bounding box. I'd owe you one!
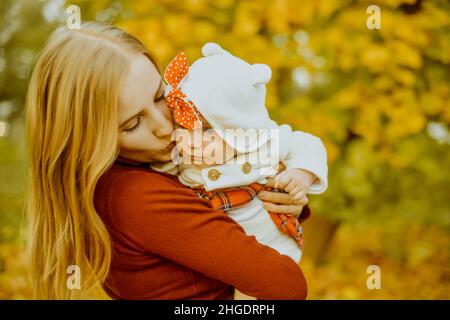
[202,131,234,164]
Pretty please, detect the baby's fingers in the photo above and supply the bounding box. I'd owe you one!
[292,189,307,201]
[265,178,276,188]
[285,179,301,193]
[274,172,291,190]
[273,175,279,189]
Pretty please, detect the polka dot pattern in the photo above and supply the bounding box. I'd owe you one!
[164,51,202,130]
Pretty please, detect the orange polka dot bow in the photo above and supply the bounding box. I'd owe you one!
[164,52,202,130]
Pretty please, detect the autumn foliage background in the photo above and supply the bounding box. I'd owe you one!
[0,0,449,299]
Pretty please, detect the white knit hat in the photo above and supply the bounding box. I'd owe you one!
[178,43,277,153]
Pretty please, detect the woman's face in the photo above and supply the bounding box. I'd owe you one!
[118,54,175,163]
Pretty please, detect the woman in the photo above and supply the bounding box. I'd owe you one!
[26,22,311,299]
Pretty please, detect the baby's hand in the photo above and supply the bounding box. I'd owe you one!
[274,168,317,200]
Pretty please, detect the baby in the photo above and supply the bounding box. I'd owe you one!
[151,43,328,267]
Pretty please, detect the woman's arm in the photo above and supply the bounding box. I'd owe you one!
[107,171,307,300]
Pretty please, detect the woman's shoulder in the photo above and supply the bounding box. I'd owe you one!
[94,161,204,234]
[97,161,181,194]
[94,161,195,218]
[94,161,216,248]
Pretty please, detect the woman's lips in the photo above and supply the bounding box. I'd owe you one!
[165,141,176,151]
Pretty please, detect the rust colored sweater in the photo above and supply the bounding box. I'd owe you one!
[94,156,308,300]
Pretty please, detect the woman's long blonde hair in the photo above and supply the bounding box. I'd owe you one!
[26,22,152,299]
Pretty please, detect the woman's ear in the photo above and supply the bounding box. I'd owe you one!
[202,42,226,57]
[250,64,272,85]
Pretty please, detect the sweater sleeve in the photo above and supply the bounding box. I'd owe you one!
[281,126,329,194]
[106,171,307,300]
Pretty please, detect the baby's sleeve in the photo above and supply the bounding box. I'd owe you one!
[280,125,328,194]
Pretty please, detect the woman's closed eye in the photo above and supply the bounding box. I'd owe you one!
[124,116,142,133]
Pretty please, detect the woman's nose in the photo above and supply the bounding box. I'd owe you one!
[154,120,174,138]
[153,106,174,138]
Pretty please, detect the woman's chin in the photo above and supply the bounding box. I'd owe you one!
[154,152,173,163]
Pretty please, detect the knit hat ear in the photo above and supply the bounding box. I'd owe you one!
[202,42,226,57]
[250,64,272,85]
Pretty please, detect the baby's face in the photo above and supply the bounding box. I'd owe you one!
[173,116,235,166]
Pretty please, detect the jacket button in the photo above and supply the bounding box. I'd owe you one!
[242,162,252,174]
[208,169,221,181]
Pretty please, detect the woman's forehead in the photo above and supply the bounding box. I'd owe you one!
[119,55,160,115]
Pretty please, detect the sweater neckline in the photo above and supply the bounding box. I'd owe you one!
[115,156,149,168]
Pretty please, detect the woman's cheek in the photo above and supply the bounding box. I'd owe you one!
[119,130,147,151]
[133,129,154,151]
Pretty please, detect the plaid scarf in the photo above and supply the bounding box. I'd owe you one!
[193,183,310,251]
